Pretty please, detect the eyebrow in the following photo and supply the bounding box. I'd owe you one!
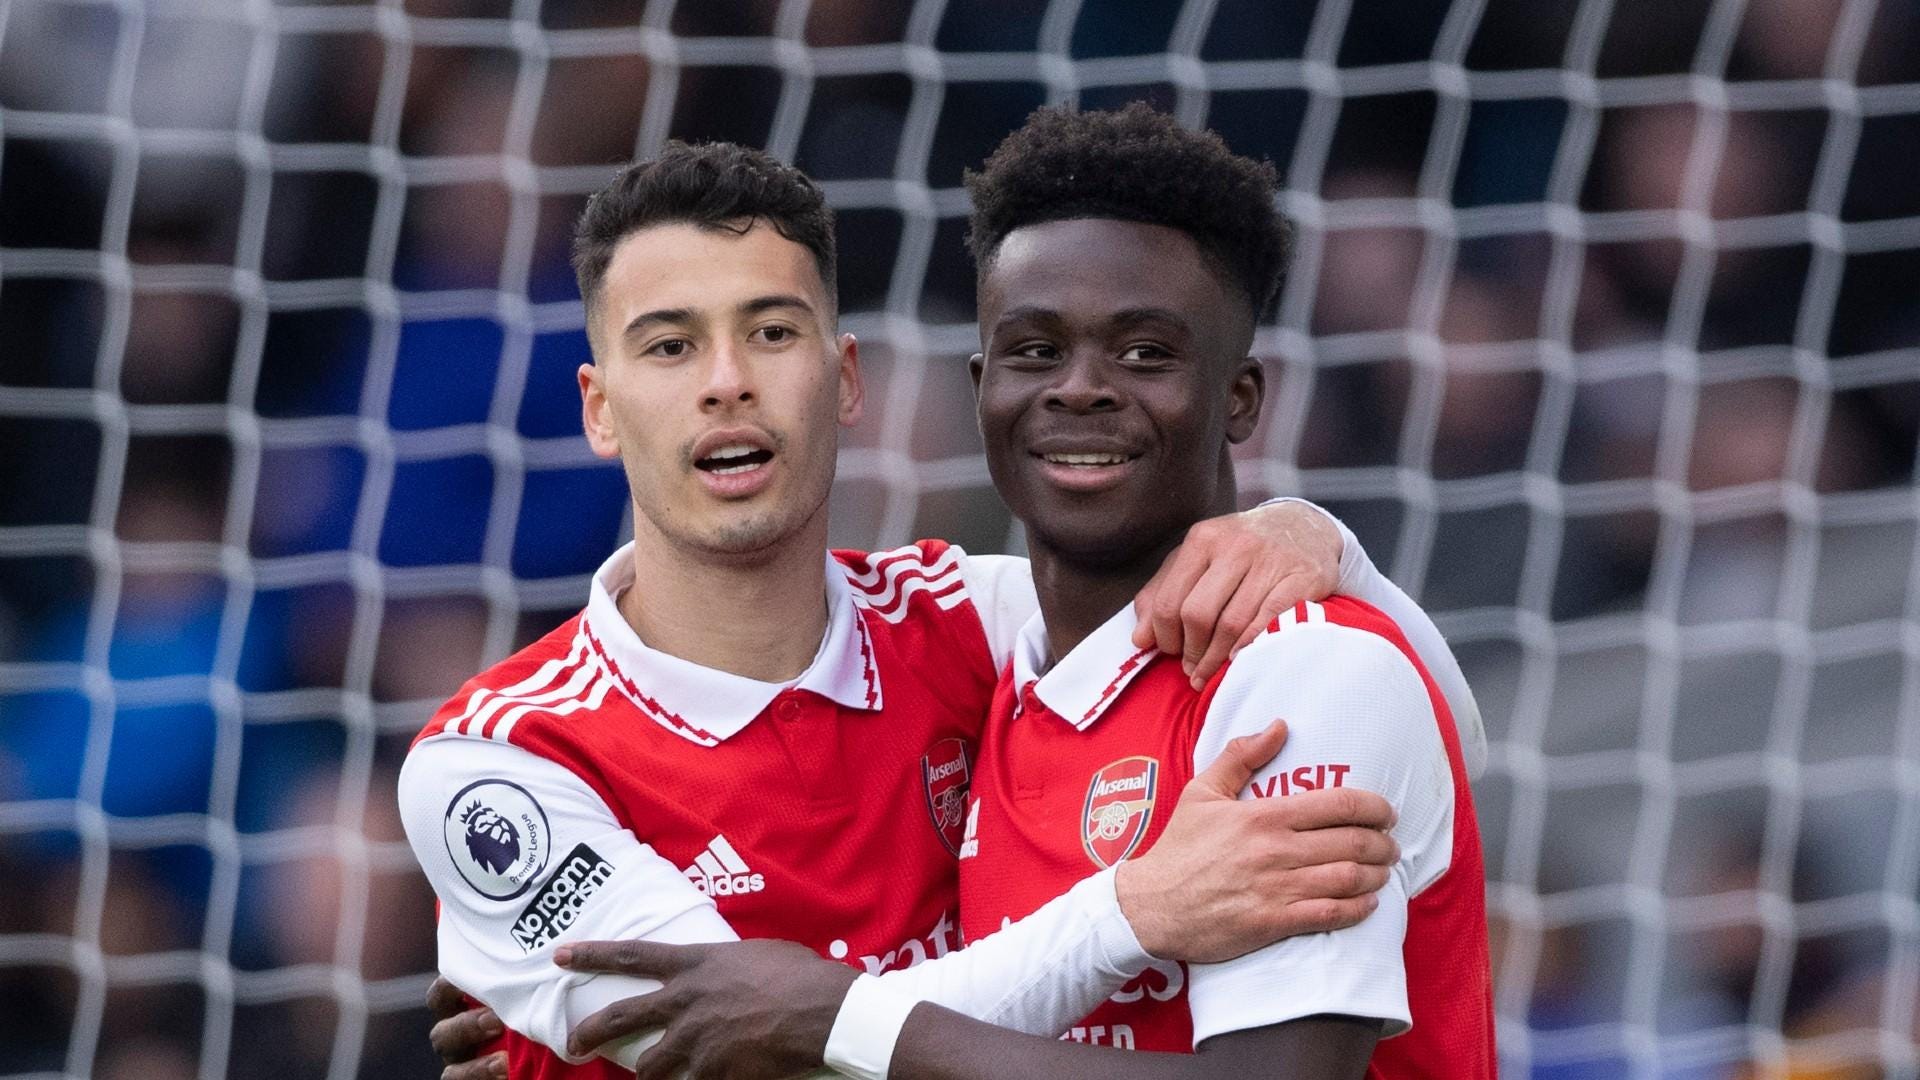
[991,305,1195,334]
[992,304,1063,332]
[739,294,816,318]
[1107,307,1194,334]
[620,294,817,341]
[622,307,699,339]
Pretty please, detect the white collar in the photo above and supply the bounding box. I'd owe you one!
[1010,603,1156,731]
[581,543,883,745]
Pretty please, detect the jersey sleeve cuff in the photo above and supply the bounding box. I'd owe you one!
[823,975,921,1080]
[1090,863,1157,971]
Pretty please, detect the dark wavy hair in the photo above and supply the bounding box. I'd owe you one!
[572,141,836,314]
[965,103,1291,315]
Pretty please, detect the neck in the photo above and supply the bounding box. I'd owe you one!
[1030,461,1241,666]
[618,513,829,683]
[1028,542,1173,667]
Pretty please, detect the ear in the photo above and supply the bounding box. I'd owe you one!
[968,353,988,438]
[579,363,619,460]
[1225,357,1264,444]
[836,332,865,428]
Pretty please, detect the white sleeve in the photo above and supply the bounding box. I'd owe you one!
[398,735,740,1069]
[952,549,1038,670]
[820,864,1152,1079]
[1183,621,1456,1048]
[1266,497,1488,778]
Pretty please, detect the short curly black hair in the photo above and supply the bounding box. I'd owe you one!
[573,141,836,316]
[965,103,1290,316]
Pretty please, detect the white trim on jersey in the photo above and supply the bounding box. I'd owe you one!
[1273,599,1328,629]
[491,660,617,745]
[449,632,594,736]
[577,544,886,745]
[843,544,968,624]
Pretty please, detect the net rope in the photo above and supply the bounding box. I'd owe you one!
[1,0,1917,1076]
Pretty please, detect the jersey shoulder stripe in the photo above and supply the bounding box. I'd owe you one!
[833,541,968,624]
[1265,596,1407,650]
[417,616,621,747]
[418,617,588,744]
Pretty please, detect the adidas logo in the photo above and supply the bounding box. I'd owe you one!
[681,835,766,897]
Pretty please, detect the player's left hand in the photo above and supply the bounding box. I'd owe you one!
[555,938,856,1080]
[1131,500,1343,688]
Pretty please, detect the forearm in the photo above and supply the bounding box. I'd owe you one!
[886,1005,1220,1080]
[841,867,1149,1035]
[885,1006,1375,1080]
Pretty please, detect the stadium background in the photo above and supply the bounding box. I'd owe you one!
[3,0,1919,1076]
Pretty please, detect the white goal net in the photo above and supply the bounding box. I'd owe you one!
[2,0,1917,1077]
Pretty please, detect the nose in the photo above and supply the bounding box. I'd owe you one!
[700,340,755,411]
[1044,353,1121,413]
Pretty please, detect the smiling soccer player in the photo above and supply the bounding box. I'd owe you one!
[549,106,1493,1080]
[407,136,1486,1080]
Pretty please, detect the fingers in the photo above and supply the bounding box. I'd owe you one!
[1136,542,1209,657]
[1276,826,1400,873]
[1188,719,1288,798]
[1174,560,1251,685]
[1187,570,1272,686]
[1131,559,1171,649]
[1287,858,1393,901]
[441,1052,507,1080]
[430,1006,503,1065]
[567,990,677,1058]
[1231,579,1302,659]
[1274,892,1381,939]
[632,1039,690,1080]
[1265,785,1396,832]
[554,939,700,977]
[426,975,468,1020]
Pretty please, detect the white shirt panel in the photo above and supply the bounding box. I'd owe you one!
[1184,621,1456,1047]
[1276,497,1489,778]
[398,735,741,1066]
[952,550,1039,671]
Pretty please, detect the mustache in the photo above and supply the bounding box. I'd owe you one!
[681,428,786,468]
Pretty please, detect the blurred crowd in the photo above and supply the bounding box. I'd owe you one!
[2,0,1918,1076]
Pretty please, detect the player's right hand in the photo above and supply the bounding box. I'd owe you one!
[1113,719,1399,963]
[427,975,508,1080]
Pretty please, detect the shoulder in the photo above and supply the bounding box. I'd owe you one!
[832,540,971,624]
[1208,598,1438,737]
[1233,597,1427,680]
[414,614,611,749]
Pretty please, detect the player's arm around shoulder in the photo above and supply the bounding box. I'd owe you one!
[1182,608,1456,1046]
[397,733,739,1065]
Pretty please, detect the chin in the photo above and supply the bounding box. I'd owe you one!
[1029,523,1163,570]
[700,514,804,556]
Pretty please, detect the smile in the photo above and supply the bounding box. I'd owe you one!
[1040,452,1134,467]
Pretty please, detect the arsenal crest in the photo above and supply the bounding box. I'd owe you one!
[922,737,973,856]
[1082,756,1159,868]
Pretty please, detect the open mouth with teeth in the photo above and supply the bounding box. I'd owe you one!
[1039,452,1135,468]
[696,444,775,475]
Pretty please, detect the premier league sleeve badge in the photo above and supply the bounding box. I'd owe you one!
[443,778,551,901]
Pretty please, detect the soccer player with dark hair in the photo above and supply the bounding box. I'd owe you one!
[404,134,1484,1079]
[546,105,1493,1078]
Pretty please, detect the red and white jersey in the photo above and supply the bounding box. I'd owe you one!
[957,597,1494,1074]
[399,540,1032,1076]
[398,506,1490,1075]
